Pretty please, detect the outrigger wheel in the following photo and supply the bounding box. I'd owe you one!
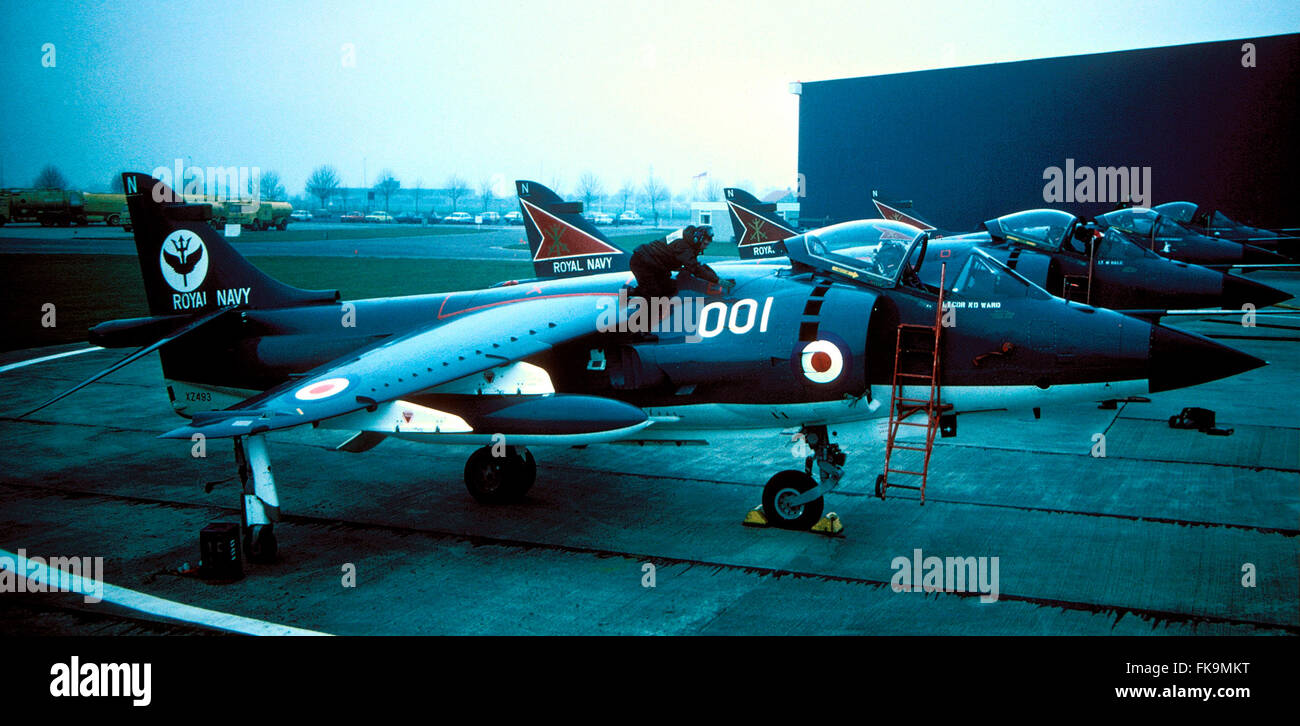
[761,470,825,530]
[464,445,536,504]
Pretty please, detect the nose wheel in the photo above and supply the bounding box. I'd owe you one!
[761,470,825,530]
[464,445,536,504]
[753,425,846,531]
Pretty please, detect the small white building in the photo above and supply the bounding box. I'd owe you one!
[690,197,800,242]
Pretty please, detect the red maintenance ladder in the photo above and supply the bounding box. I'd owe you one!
[878,265,951,504]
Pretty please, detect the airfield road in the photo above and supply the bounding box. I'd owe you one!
[0,272,1296,635]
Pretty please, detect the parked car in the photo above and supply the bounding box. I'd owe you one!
[504,211,523,225]
[617,210,643,225]
[290,209,312,222]
[476,211,501,225]
[365,211,395,223]
[394,212,423,224]
[426,212,441,224]
[589,212,614,225]
[341,211,365,223]
[444,212,473,223]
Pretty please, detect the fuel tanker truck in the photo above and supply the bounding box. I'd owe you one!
[0,190,132,228]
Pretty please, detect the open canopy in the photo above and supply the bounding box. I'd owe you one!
[784,219,926,288]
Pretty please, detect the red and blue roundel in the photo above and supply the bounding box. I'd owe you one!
[791,335,852,385]
[294,377,351,401]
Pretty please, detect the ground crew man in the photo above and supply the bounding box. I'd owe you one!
[629,224,735,299]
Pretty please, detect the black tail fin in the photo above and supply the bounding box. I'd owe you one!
[123,172,337,316]
[870,192,937,231]
[515,180,629,279]
[723,188,797,259]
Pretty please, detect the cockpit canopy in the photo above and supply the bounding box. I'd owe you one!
[1152,201,1198,223]
[1096,207,1159,236]
[984,209,1079,251]
[1097,207,1198,243]
[785,219,925,288]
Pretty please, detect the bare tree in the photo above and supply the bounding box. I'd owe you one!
[446,174,469,212]
[547,175,566,199]
[258,170,287,201]
[478,178,494,212]
[414,177,423,214]
[618,180,636,212]
[643,174,669,226]
[704,179,722,202]
[109,175,124,193]
[306,165,341,209]
[577,171,604,211]
[375,169,400,212]
[33,164,68,189]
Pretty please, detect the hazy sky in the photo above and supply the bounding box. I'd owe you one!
[1,0,1297,199]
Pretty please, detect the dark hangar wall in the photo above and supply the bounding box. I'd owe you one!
[798,33,1300,230]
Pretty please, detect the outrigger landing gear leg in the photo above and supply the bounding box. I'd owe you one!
[754,425,846,533]
[235,434,280,563]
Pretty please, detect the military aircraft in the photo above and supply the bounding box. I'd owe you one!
[727,189,1293,312]
[873,196,1291,269]
[1092,206,1291,269]
[24,173,1269,557]
[1152,201,1300,254]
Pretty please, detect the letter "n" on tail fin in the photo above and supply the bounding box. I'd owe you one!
[515,180,628,279]
[724,188,797,259]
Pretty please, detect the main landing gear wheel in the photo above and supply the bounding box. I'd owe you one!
[761,470,825,530]
[244,524,278,563]
[464,445,536,504]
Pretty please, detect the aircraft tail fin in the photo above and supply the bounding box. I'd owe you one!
[723,188,797,259]
[871,192,938,231]
[515,180,629,279]
[122,172,338,317]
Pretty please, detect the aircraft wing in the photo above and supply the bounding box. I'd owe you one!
[161,294,615,439]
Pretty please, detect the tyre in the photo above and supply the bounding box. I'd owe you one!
[761,470,824,530]
[464,446,534,504]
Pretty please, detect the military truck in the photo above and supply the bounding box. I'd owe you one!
[82,193,132,228]
[0,189,132,228]
[203,198,294,231]
[0,188,86,226]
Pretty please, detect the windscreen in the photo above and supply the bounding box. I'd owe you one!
[945,248,1051,300]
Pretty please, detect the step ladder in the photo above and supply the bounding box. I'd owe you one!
[879,264,951,504]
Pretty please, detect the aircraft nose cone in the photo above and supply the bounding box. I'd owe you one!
[1241,244,1287,265]
[1148,325,1265,393]
[1221,274,1293,309]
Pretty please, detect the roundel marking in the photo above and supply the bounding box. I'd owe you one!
[159,230,210,293]
[800,340,845,384]
[294,377,351,401]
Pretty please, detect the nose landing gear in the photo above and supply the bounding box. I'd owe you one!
[753,425,846,532]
